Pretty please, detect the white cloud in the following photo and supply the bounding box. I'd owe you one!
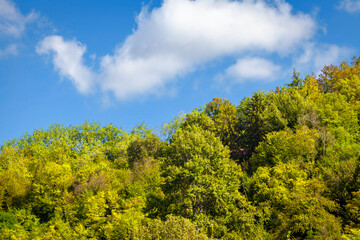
[99,0,316,99]
[338,0,360,13]
[0,44,17,57]
[294,43,353,75]
[36,36,95,94]
[0,0,37,37]
[38,0,321,99]
[222,57,281,82]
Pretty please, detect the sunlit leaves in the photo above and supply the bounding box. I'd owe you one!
[2,58,360,238]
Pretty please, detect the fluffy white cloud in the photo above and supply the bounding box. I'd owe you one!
[0,0,37,37]
[36,36,95,94]
[294,43,353,75]
[99,0,316,99]
[38,0,320,99]
[338,0,360,13]
[222,57,281,82]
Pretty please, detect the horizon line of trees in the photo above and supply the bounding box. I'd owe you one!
[1,57,360,239]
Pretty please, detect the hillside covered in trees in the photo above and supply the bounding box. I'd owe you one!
[2,58,360,239]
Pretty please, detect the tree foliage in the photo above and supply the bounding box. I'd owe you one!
[1,58,360,239]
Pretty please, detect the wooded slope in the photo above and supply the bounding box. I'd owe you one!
[1,58,360,239]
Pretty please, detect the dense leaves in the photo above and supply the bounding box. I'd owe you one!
[1,58,360,239]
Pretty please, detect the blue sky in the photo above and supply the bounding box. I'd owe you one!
[1,0,360,143]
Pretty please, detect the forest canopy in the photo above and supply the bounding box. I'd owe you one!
[2,58,360,239]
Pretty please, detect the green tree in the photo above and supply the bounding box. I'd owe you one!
[204,97,240,155]
[249,163,342,239]
[249,126,318,173]
[160,126,255,238]
[237,91,268,157]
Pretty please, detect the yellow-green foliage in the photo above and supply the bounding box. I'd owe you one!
[1,59,360,239]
